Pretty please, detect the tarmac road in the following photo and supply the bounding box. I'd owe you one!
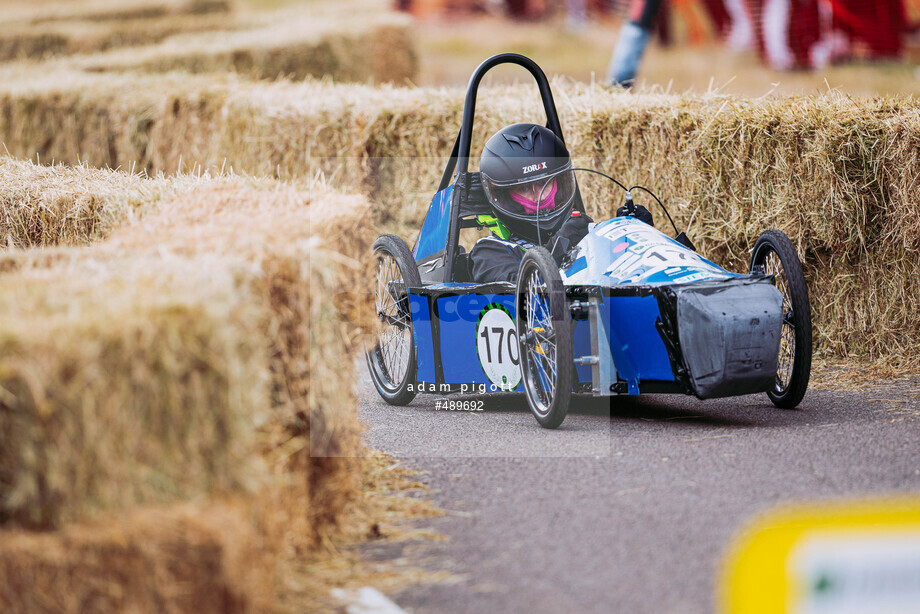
[357,373,920,614]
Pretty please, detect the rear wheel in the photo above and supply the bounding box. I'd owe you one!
[516,247,573,429]
[366,234,421,406]
[750,229,812,409]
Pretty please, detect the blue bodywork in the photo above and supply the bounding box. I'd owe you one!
[405,190,779,397]
[409,287,679,394]
[413,186,453,262]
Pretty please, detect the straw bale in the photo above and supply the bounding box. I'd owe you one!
[0,0,230,26]
[0,251,267,529]
[0,164,376,610]
[0,12,237,62]
[1,71,917,360]
[0,67,235,175]
[73,11,417,84]
[0,33,68,61]
[573,92,920,364]
[0,171,373,534]
[0,500,272,614]
[0,157,183,248]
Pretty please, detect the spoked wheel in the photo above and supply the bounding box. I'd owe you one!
[515,247,573,429]
[366,234,421,406]
[750,229,812,409]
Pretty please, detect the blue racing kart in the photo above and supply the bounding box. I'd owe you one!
[366,53,812,429]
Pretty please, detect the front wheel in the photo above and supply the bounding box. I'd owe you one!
[516,247,573,429]
[366,234,421,406]
[750,229,812,409]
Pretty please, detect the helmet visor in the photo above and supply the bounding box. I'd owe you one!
[482,166,577,221]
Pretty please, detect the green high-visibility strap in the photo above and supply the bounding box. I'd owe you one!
[476,214,512,240]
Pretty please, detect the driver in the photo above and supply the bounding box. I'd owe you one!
[470,123,592,283]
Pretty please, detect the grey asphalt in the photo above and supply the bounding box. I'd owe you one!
[357,373,920,614]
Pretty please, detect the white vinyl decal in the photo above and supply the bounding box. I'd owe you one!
[476,304,521,391]
[562,218,736,286]
[600,220,730,284]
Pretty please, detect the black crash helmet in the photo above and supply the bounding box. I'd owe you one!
[479,123,577,244]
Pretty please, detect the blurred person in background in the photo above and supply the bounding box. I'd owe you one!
[748,0,906,69]
[724,0,754,49]
[750,0,822,69]
[829,0,906,59]
[606,0,665,86]
[605,0,908,85]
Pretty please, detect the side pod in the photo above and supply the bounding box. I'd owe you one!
[656,279,783,399]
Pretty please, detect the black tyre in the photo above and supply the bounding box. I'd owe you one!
[366,234,421,406]
[750,229,812,409]
[516,247,573,429]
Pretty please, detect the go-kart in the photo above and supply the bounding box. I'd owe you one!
[366,53,812,429]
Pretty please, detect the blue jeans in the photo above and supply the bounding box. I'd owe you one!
[606,22,651,87]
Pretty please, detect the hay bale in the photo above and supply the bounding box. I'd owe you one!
[574,92,920,365]
[1,70,918,360]
[0,1,412,82]
[0,0,230,26]
[0,12,238,62]
[0,168,373,535]
[0,67,235,175]
[74,11,418,84]
[0,254,266,528]
[0,501,273,614]
[0,157,182,248]
[0,167,376,610]
[0,33,69,61]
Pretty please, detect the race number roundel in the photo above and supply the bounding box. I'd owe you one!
[476,303,521,391]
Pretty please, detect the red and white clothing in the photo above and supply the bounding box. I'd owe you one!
[742,0,905,69]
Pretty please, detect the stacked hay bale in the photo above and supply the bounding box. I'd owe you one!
[73,10,418,84]
[0,68,469,218]
[0,160,374,612]
[0,13,237,62]
[0,0,227,25]
[578,93,920,362]
[3,73,916,363]
[0,1,417,84]
[0,0,233,61]
[0,158,184,248]
[0,503,272,614]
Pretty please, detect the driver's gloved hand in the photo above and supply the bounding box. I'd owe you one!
[548,210,591,265]
[616,203,654,227]
[553,210,591,247]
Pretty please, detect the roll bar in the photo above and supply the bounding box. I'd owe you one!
[437,53,567,192]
